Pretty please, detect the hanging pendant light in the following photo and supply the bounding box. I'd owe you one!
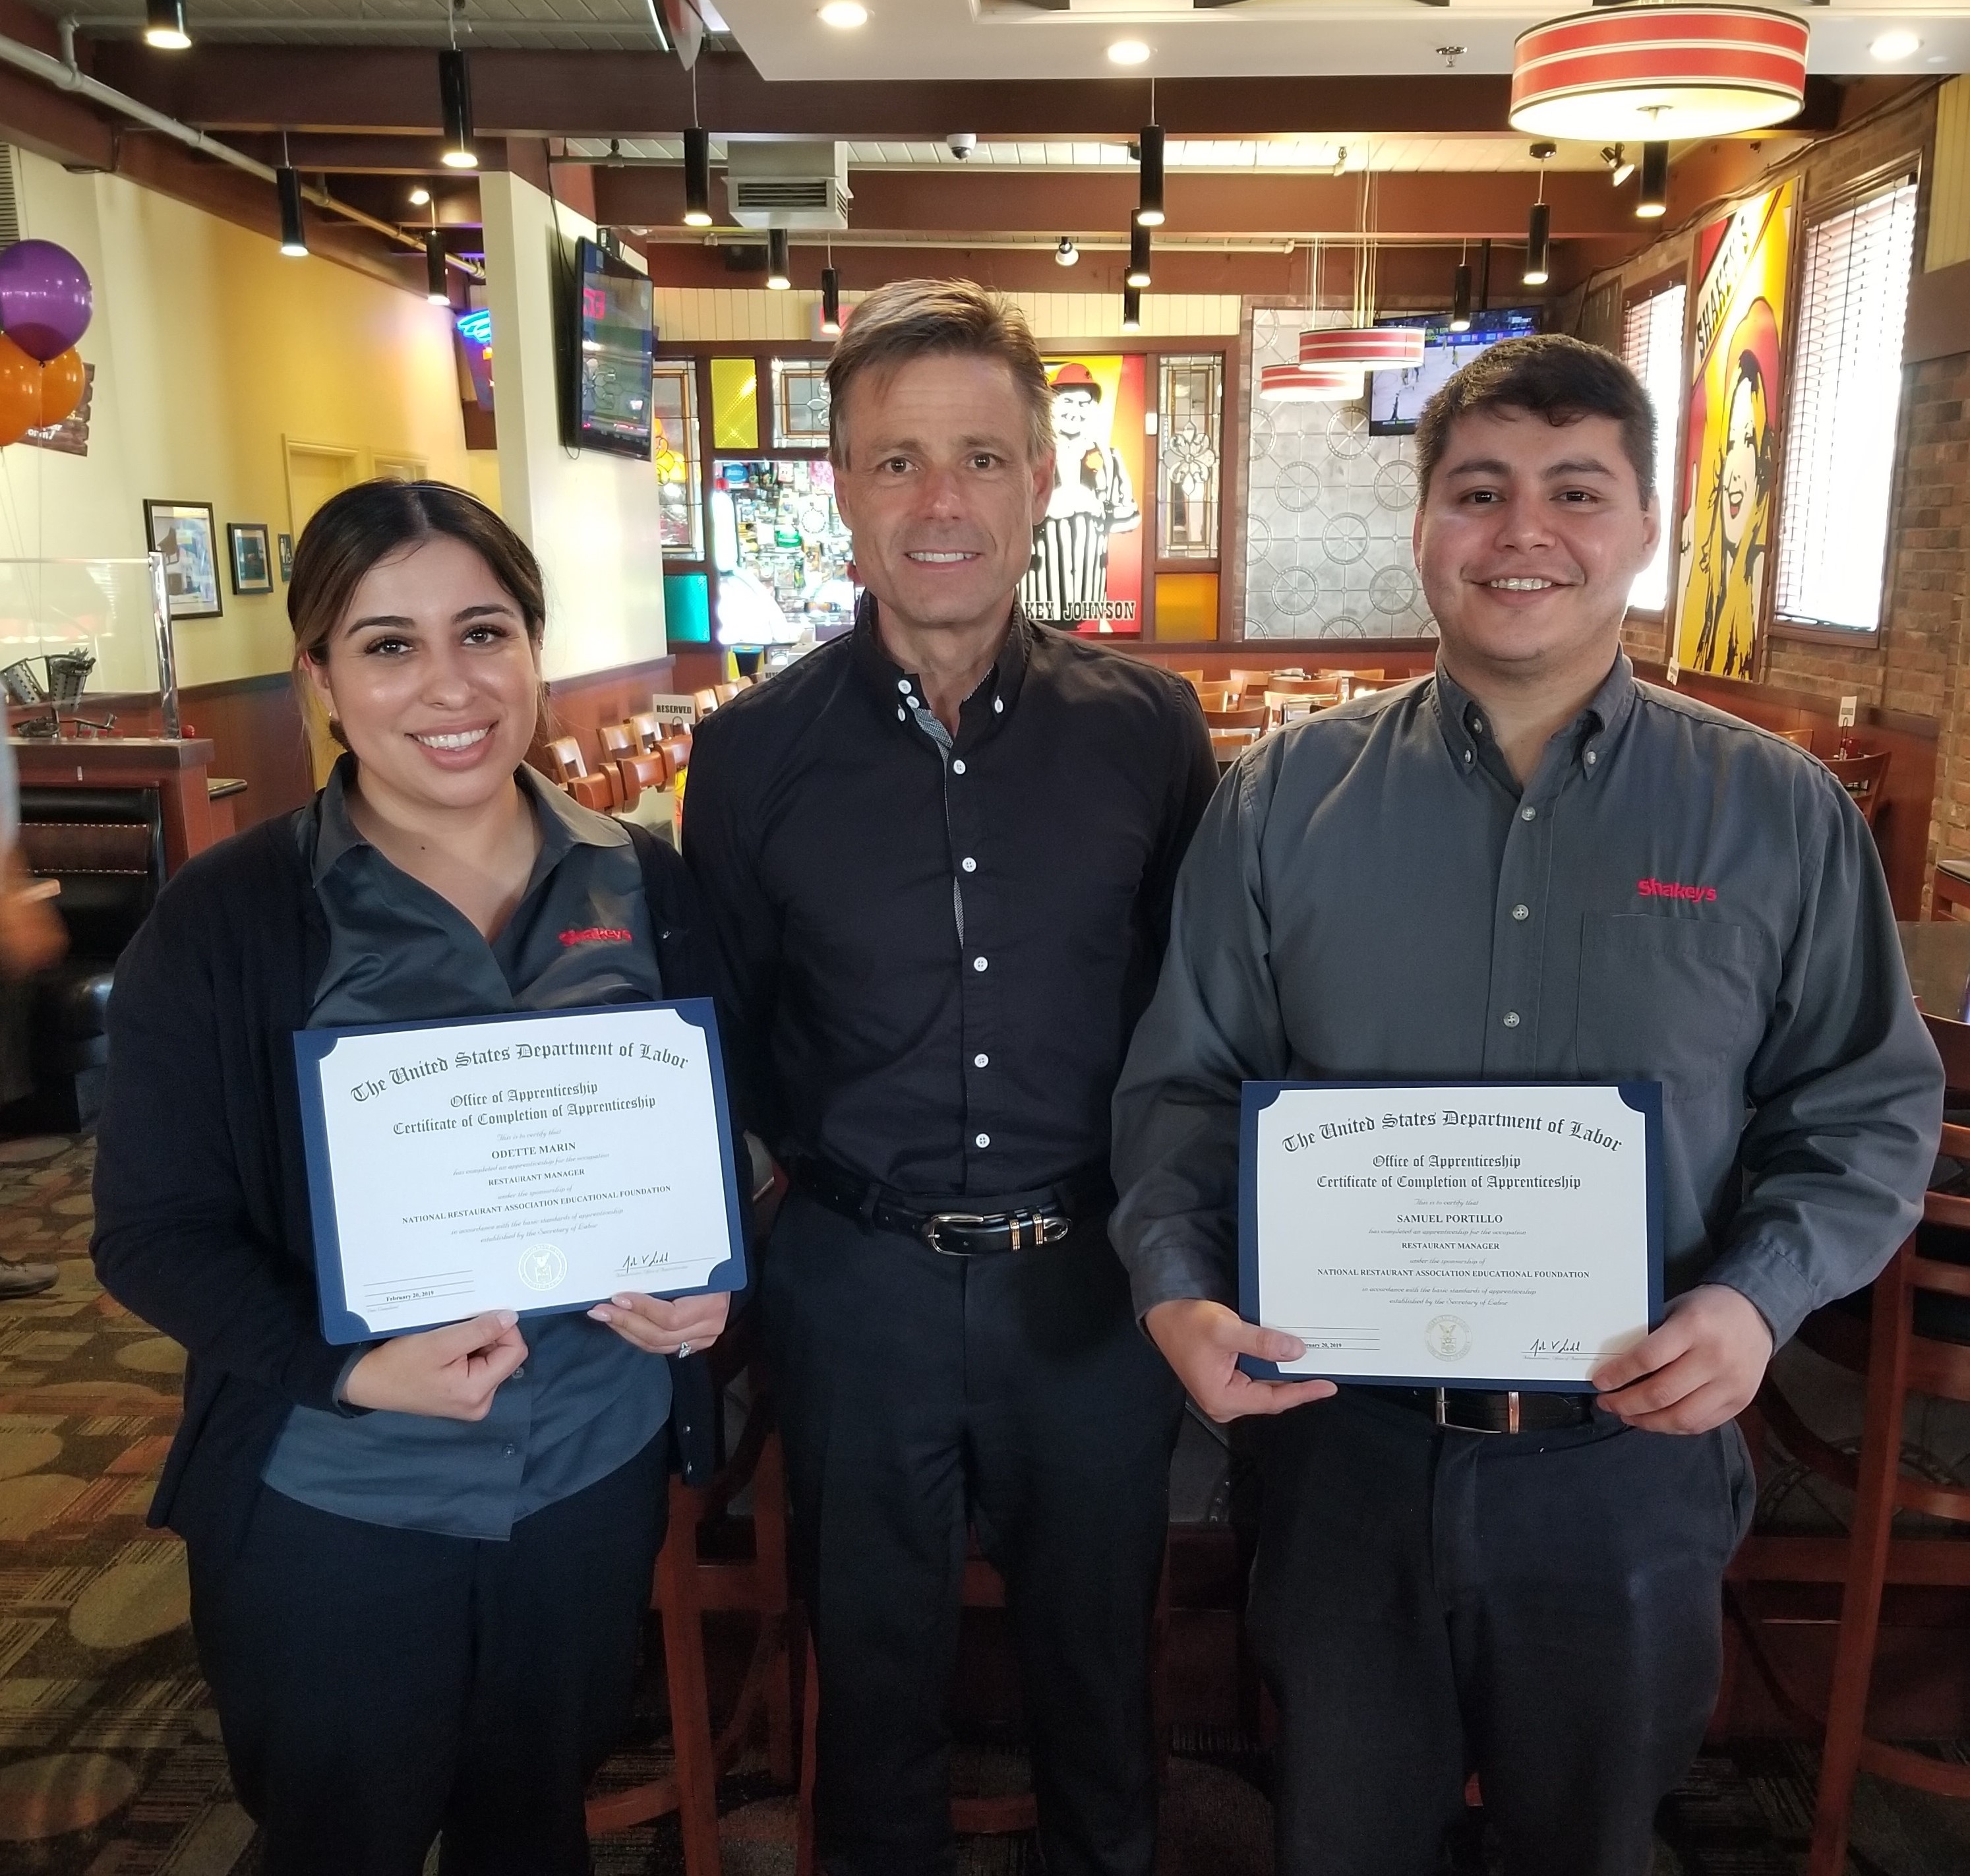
[425,229,449,305]
[1296,160,1425,373]
[1121,286,1142,333]
[683,125,713,227]
[1510,4,1808,142]
[821,265,842,334]
[1127,223,1152,289]
[144,0,191,50]
[1636,140,1670,218]
[1524,142,1553,287]
[438,49,477,169]
[278,166,308,258]
[1260,364,1363,403]
[766,228,791,291]
[1450,256,1474,334]
[1137,123,1164,227]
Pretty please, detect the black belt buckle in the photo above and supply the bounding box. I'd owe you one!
[1435,1388,1521,1435]
[920,1209,1073,1256]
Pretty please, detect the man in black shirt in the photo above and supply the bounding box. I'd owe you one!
[688,280,1215,1876]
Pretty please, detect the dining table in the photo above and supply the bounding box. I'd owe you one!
[1899,918,1970,1023]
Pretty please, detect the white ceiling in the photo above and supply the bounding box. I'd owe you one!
[717,0,1970,84]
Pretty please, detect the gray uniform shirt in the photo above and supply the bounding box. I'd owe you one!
[1110,655,1942,1348]
[262,757,672,1540]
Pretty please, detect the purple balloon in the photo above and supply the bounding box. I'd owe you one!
[0,241,92,364]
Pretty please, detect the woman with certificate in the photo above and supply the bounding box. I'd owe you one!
[91,480,731,1876]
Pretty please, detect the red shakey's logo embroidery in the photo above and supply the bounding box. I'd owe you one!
[1636,878,1717,904]
[558,926,633,946]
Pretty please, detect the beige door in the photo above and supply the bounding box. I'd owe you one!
[284,442,362,784]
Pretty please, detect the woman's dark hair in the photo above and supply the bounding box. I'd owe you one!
[289,479,546,669]
[1414,334,1656,506]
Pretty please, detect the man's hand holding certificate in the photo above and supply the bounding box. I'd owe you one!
[296,1000,748,1344]
[1239,1082,1664,1391]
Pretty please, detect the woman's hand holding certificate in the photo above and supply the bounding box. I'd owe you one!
[342,1309,528,1418]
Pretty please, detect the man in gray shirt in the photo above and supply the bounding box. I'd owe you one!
[1110,336,1941,1875]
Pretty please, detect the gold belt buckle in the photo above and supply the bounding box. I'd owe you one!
[1434,1388,1522,1435]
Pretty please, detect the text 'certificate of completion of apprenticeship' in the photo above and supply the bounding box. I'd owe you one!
[1238,1082,1665,1391]
[296,1000,748,1345]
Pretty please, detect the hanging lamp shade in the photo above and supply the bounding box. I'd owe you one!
[1636,140,1670,217]
[1136,125,1164,227]
[1450,262,1473,334]
[277,167,308,258]
[682,127,713,227]
[1298,326,1425,371]
[1127,223,1152,289]
[766,228,791,291]
[1510,5,1808,142]
[1524,202,1551,286]
[1121,286,1142,333]
[1260,363,1363,403]
[424,229,449,303]
[821,266,841,334]
[438,49,477,169]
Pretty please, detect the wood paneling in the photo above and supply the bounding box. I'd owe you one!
[179,673,315,830]
[535,656,678,766]
[1926,76,1970,274]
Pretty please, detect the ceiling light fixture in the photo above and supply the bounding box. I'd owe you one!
[278,164,308,258]
[1127,222,1152,289]
[821,264,841,334]
[408,185,432,207]
[683,126,713,227]
[1450,249,1473,334]
[1605,144,1636,187]
[1870,31,1921,62]
[1108,40,1150,67]
[1121,286,1142,333]
[767,228,791,291]
[1137,119,1164,227]
[425,229,449,304]
[1056,236,1079,267]
[1636,140,1669,218]
[144,0,191,51]
[1259,364,1363,404]
[1510,4,1809,142]
[438,48,477,170]
[1524,141,1554,286]
[818,1,868,26]
[1296,160,1425,373]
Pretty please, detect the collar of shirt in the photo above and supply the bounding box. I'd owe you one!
[310,750,629,889]
[849,588,1032,743]
[1430,649,1639,792]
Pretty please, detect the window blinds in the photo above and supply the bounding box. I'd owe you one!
[1774,177,1918,632]
[1621,282,1686,614]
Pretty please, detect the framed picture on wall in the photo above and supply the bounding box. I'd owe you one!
[143,499,223,620]
[229,522,275,596]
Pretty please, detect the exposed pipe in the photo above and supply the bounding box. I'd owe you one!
[0,22,481,280]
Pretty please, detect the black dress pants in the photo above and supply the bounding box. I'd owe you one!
[764,1193,1183,1876]
[184,1433,668,1876]
[1247,1389,1758,1876]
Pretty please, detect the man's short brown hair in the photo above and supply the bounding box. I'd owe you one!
[826,279,1054,467]
[1414,333,1656,506]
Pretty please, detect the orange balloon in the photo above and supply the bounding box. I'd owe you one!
[38,349,84,428]
[0,334,40,446]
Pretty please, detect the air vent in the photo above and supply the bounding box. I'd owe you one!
[724,140,852,231]
[0,148,22,251]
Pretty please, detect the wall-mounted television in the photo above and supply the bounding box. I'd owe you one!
[1367,309,1542,437]
[564,237,655,459]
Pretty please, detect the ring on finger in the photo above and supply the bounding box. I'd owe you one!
[677,1341,691,1358]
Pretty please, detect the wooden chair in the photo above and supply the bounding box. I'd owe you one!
[597,723,671,810]
[1173,669,1205,690]
[713,681,744,705]
[1194,686,1239,715]
[585,1285,796,1873]
[1263,690,1331,730]
[1261,676,1341,699]
[692,688,723,719]
[628,715,694,779]
[1329,668,1385,684]
[1201,706,1268,732]
[541,736,618,813]
[1777,728,1814,748]
[1822,750,1892,828]
[1931,857,1970,922]
[1748,1010,1970,1873]
[1225,670,1278,703]
[1209,727,1261,766]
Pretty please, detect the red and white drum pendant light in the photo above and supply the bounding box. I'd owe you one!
[1510,4,1810,143]
[1259,363,1365,403]
[1288,166,1425,380]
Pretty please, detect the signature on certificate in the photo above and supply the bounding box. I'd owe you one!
[1525,1336,1584,1358]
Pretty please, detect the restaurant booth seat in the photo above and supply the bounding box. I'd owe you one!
[13,784,165,1129]
[539,735,618,813]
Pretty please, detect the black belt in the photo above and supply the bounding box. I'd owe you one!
[1383,1387,1598,1434]
[791,1157,1112,1257]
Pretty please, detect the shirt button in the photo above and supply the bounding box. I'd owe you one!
[897,679,912,693]
[1512,904,1529,921]
[896,707,906,721]
[975,1133,990,1149]
[1471,717,1485,736]
[1463,749,1474,764]
[962,857,976,873]
[1502,1011,1521,1029]
[514,1366,525,1379]
[502,1443,518,1457]
[953,758,967,775]
[1585,750,1598,767]
[974,1052,989,1068]
[973,956,988,972]
[994,697,1004,714]
[1520,806,1537,822]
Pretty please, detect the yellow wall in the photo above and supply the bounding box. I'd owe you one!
[1930,76,1970,274]
[0,149,494,690]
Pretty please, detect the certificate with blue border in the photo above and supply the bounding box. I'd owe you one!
[295,999,748,1345]
[1238,1081,1665,1391]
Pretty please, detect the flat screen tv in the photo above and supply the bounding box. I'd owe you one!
[566,237,655,459]
[1367,309,1542,437]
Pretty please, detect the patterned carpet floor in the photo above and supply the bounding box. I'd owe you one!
[0,1132,1963,1873]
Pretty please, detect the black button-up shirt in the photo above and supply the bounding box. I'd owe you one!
[687,597,1216,1201]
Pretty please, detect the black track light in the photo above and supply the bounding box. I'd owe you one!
[1121,286,1142,333]
[821,266,841,334]
[144,0,191,50]
[767,228,791,291]
[1524,202,1551,286]
[1450,261,1472,333]
[1127,222,1152,289]
[1637,141,1669,219]
[1137,124,1164,227]
[684,126,713,228]
[277,167,307,258]
[439,49,477,170]
[1478,237,1493,313]
[425,229,448,304]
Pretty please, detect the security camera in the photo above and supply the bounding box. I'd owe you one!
[948,133,977,160]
